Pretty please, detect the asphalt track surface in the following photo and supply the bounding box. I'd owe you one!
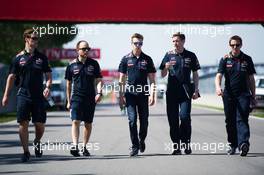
[0,101,263,174]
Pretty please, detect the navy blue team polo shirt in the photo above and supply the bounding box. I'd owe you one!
[159,49,200,95]
[118,52,156,95]
[65,58,102,101]
[9,49,52,99]
[217,51,256,96]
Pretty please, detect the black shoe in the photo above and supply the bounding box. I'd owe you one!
[33,140,43,157]
[172,149,182,155]
[139,141,146,153]
[70,145,80,157]
[227,147,236,155]
[129,148,139,157]
[21,151,31,162]
[240,143,249,157]
[82,147,91,157]
[184,147,192,155]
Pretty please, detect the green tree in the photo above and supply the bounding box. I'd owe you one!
[0,22,77,65]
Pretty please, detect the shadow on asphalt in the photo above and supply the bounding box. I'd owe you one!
[0,140,73,148]
[0,123,72,129]
[0,172,95,175]
[0,130,35,135]
[42,113,224,118]
[0,154,135,165]
[1,152,264,165]
[183,152,264,157]
[0,171,36,174]
[0,140,21,148]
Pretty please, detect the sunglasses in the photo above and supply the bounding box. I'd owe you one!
[133,42,143,46]
[79,47,91,51]
[230,44,240,47]
[27,36,39,41]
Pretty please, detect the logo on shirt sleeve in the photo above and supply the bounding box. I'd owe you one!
[73,65,80,74]
[241,61,248,67]
[19,57,26,66]
[140,60,147,70]
[36,58,43,65]
[241,61,248,71]
[170,57,176,65]
[85,65,95,75]
[86,65,95,75]
[226,60,233,68]
[127,59,134,67]
[141,60,147,66]
[87,65,94,71]
[184,58,191,67]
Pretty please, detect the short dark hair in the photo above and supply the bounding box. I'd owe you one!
[23,28,35,40]
[172,32,185,41]
[76,40,88,49]
[131,33,144,41]
[229,35,242,45]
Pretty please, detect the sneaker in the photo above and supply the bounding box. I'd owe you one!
[70,145,80,157]
[172,149,182,155]
[82,147,91,157]
[227,147,236,155]
[21,151,31,162]
[240,143,249,157]
[129,148,139,157]
[139,141,146,153]
[33,140,43,157]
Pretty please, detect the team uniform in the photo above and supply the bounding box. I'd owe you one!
[118,52,156,150]
[159,49,200,150]
[9,49,51,123]
[65,58,102,123]
[217,51,256,151]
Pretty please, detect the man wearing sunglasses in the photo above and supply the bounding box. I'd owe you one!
[65,40,103,157]
[215,35,256,156]
[159,32,200,155]
[118,33,156,156]
[1,29,52,162]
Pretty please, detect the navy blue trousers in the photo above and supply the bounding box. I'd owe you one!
[166,93,192,148]
[222,93,250,148]
[126,93,149,149]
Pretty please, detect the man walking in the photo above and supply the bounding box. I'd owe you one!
[118,33,156,156]
[65,40,103,157]
[159,32,200,155]
[215,35,256,156]
[2,28,52,162]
